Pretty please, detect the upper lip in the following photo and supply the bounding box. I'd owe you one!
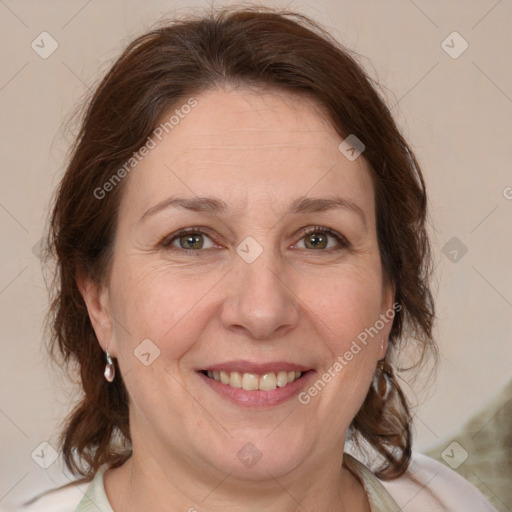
[200,360,312,374]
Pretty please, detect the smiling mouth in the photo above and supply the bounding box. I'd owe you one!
[200,370,305,391]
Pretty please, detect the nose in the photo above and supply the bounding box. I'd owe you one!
[220,250,300,341]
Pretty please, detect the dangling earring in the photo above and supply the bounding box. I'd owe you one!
[373,358,393,400]
[104,345,115,382]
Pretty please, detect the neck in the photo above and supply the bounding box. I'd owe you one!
[104,443,370,511]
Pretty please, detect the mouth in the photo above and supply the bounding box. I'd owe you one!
[197,361,314,407]
[200,369,305,391]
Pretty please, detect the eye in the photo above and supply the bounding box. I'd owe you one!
[161,228,216,252]
[160,225,349,254]
[295,226,349,252]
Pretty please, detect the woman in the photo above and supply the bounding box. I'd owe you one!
[27,5,497,511]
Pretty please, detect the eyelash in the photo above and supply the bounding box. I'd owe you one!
[160,225,350,255]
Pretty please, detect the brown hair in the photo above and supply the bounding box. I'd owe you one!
[46,5,436,482]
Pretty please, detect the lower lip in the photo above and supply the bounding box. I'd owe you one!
[198,371,315,407]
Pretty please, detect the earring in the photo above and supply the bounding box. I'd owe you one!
[104,345,115,382]
[373,358,393,400]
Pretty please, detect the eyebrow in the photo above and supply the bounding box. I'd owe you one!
[139,195,367,228]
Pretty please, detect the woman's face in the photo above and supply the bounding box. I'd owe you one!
[86,86,394,481]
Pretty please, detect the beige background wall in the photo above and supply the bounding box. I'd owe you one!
[0,0,511,508]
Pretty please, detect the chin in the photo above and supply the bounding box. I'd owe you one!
[201,430,311,481]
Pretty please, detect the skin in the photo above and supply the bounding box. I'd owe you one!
[80,85,395,511]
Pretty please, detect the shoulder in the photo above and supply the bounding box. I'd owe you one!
[4,482,88,512]
[380,452,498,512]
[6,464,112,512]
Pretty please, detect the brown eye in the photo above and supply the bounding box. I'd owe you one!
[178,233,204,250]
[161,228,216,252]
[296,226,349,252]
[304,232,328,250]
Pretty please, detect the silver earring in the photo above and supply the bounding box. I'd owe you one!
[104,345,115,382]
[373,359,393,400]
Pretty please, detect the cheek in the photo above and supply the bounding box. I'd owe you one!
[109,243,387,366]
[299,270,385,424]
[298,261,387,411]
[109,260,222,360]
[305,264,386,346]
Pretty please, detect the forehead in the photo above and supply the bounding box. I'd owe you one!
[120,86,374,219]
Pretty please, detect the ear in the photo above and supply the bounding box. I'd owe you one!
[381,274,396,313]
[76,269,117,356]
[378,277,396,359]
[378,338,389,360]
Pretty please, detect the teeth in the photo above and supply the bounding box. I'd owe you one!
[242,373,259,390]
[260,373,277,391]
[229,371,242,388]
[277,371,288,387]
[204,369,303,391]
